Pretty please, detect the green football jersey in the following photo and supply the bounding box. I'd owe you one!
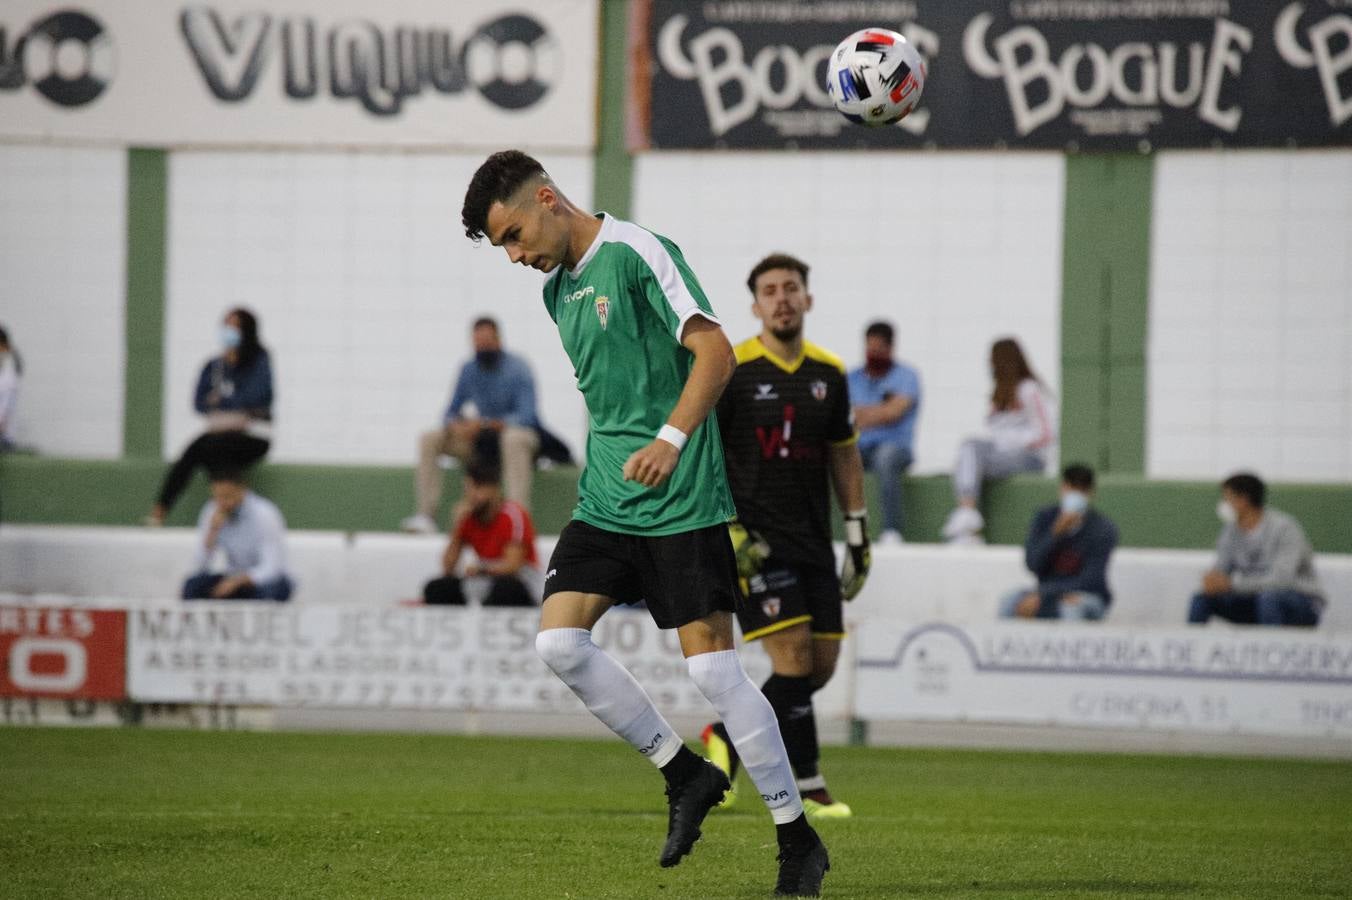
[542,214,735,536]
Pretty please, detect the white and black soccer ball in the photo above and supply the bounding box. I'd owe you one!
[826,28,926,127]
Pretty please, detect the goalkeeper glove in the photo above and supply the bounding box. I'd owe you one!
[840,509,871,601]
[727,521,771,580]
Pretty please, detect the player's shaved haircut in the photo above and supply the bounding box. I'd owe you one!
[462,149,549,241]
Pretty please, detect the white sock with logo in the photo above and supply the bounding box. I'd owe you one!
[687,649,803,824]
[535,627,683,767]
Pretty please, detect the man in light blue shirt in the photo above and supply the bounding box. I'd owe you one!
[182,470,293,601]
[846,322,921,543]
[404,317,541,533]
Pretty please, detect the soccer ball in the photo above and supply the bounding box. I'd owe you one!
[826,28,926,127]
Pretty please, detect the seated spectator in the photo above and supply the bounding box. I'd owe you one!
[148,308,273,526]
[423,459,540,607]
[999,464,1117,621]
[403,317,540,534]
[943,337,1056,544]
[0,325,21,451]
[1188,472,1324,627]
[182,469,293,601]
[847,321,921,544]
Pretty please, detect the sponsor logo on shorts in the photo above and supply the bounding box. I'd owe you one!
[811,379,828,401]
[761,596,781,618]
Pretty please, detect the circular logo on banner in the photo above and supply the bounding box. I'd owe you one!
[465,14,558,111]
[23,9,115,107]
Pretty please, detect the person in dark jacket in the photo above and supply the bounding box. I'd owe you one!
[146,308,274,525]
[999,463,1118,620]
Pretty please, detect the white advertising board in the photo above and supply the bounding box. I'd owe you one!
[855,621,1352,739]
[127,604,774,716]
[0,0,597,148]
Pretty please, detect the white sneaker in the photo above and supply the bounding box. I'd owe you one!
[941,507,984,542]
[877,529,904,546]
[400,513,439,535]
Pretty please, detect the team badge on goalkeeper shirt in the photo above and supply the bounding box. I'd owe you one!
[595,296,610,330]
[811,379,828,401]
[761,596,781,617]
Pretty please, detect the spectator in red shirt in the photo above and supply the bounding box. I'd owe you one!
[423,459,539,607]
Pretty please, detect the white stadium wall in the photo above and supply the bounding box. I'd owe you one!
[163,150,593,466]
[1148,150,1352,482]
[0,143,127,458]
[633,152,1065,476]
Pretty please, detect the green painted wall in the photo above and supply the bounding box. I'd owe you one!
[1060,154,1152,475]
[591,0,633,218]
[6,457,1352,554]
[123,148,168,460]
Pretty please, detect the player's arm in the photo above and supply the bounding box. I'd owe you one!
[830,434,872,601]
[441,536,465,576]
[622,316,735,488]
[477,542,528,577]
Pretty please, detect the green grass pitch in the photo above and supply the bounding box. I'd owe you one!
[2,728,1350,898]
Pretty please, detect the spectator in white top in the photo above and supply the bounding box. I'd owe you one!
[0,325,21,450]
[943,338,1057,544]
[181,469,293,601]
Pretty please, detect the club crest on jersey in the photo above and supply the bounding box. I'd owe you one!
[595,296,609,330]
[761,596,782,618]
[811,379,828,401]
[755,383,779,400]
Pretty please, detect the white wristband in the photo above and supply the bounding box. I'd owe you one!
[656,424,688,452]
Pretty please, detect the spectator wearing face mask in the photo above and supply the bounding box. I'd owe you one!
[402,317,541,534]
[846,321,921,544]
[998,464,1117,621]
[146,309,274,526]
[0,324,22,451]
[1189,472,1325,627]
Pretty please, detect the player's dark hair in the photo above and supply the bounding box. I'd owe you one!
[1222,472,1266,508]
[462,150,547,241]
[228,307,265,369]
[990,337,1041,411]
[472,317,499,333]
[1062,464,1095,491]
[465,458,502,487]
[865,321,894,346]
[208,466,247,485]
[0,324,21,375]
[746,253,809,294]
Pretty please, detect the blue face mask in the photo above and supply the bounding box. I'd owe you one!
[220,325,242,350]
[1060,491,1089,515]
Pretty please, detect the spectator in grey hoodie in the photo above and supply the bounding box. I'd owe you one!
[1188,472,1324,627]
[999,464,1117,621]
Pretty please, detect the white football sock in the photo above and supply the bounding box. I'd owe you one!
[687,649,803,824]
[535,628,683,767]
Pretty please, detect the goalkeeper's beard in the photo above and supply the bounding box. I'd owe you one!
[770,324,802,343]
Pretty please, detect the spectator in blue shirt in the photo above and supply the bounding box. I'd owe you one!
[147,308,273,526]
[182,469,293,601]
[847,322,921,543]
[999,464,1117,621]
[403,317,540,533]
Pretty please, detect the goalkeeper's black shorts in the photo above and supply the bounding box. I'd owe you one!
[736,558,843,642]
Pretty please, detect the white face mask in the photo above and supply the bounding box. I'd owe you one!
[1060,491,1089,515]
[1216,500,1237,525]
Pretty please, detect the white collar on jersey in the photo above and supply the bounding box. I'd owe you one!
[567,212,613,278]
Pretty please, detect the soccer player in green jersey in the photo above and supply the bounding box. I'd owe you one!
[704,253,872,821]
[461,151,828,897]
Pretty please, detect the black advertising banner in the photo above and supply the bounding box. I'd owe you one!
[634,0,1352,150]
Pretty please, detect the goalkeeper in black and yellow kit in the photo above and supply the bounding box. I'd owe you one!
[705,253,871,819]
